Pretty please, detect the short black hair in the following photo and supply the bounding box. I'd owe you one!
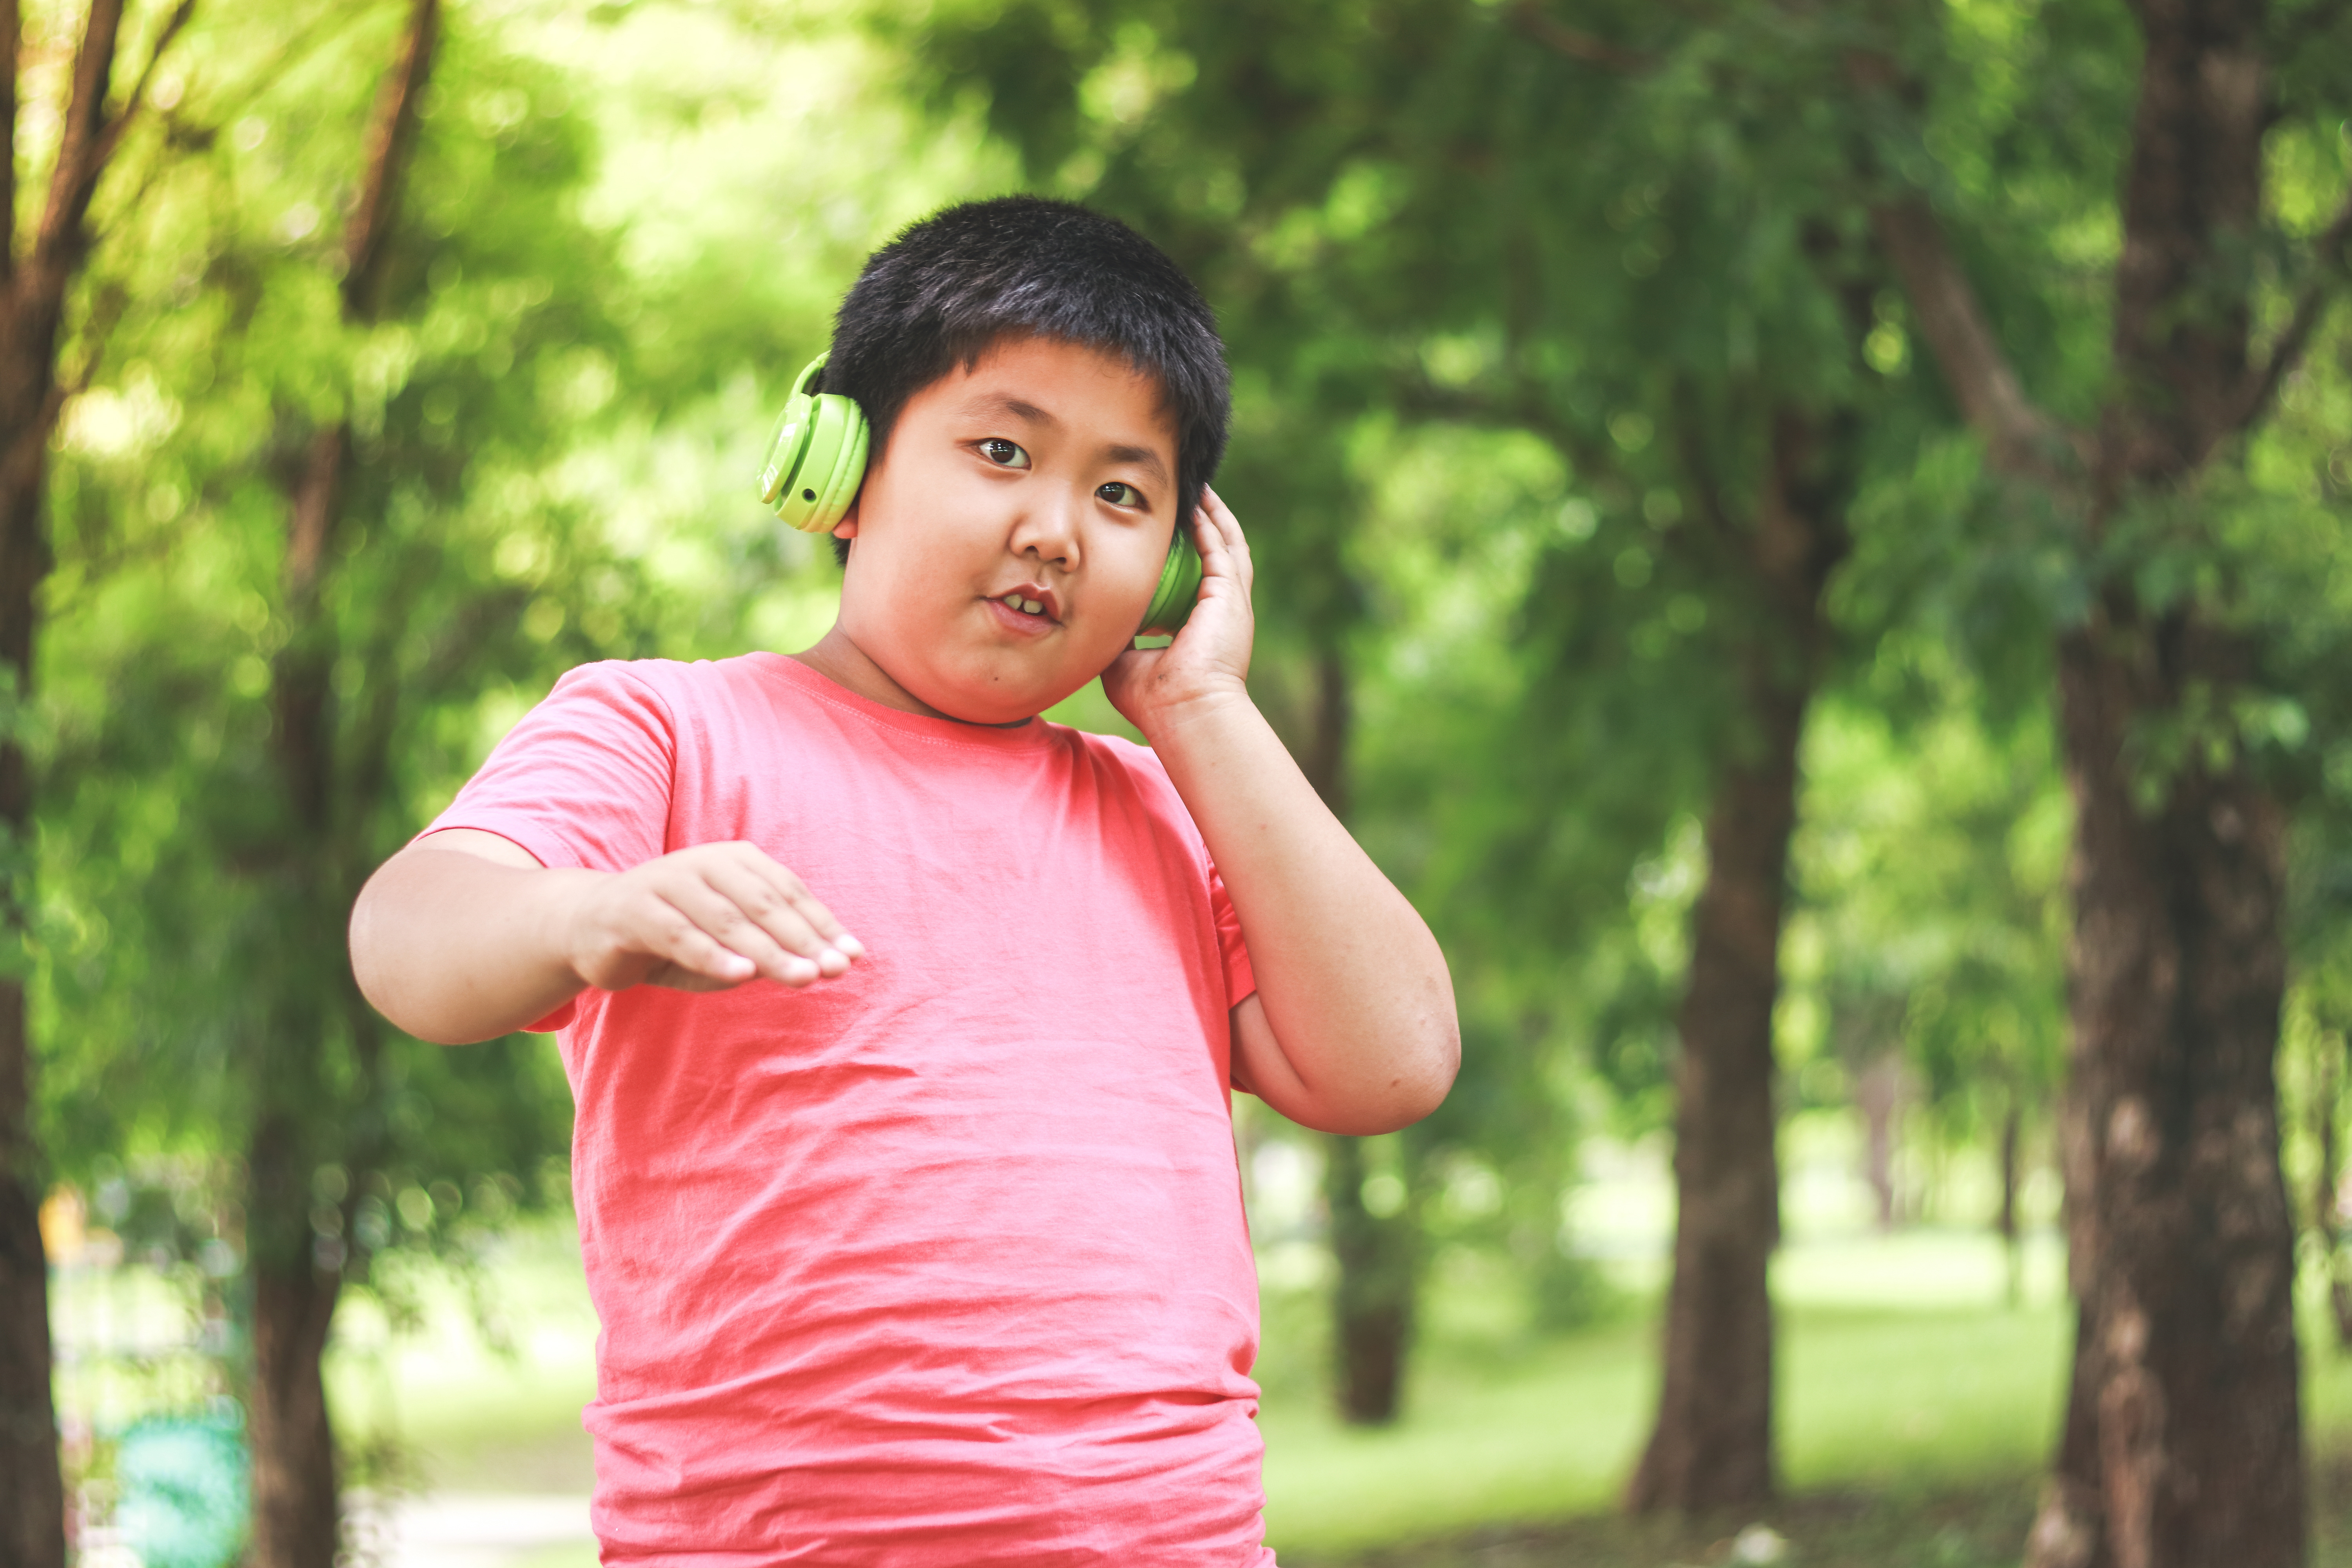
[820,195,1230,566]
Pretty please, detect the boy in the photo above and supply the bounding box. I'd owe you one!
[350,196,1458,1564]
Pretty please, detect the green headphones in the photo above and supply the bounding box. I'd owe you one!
[759,353,1203,637]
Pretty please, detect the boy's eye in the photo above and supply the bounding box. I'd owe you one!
[1097,481,1144,508]
[978,437,1030,469]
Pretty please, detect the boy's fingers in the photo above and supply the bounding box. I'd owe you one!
[621,844,861,989]
[711,844,866,958]
[642,897,765,987]
[646,962,748,995]
[1198,488,1252,588]
[648,879,817,986]
[733,851,864,956]
[1191,513,1229,580]
[1191,496,1249,591]
[697,862,854,979]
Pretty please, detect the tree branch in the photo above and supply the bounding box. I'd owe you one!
[1,0,19,285]
[91,0,199,170]
[2229,186,2352,437]
[1869,197,2085,490]
[1507,1,1651,73]
[338,0,436,321]
[34,0,128,277]
[286,0,437,606]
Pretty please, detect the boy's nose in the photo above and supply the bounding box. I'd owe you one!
[1010,486,1083,569]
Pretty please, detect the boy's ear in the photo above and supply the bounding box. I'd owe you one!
[832,498,859,541]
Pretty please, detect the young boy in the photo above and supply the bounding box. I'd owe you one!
[350,196,1457,1564]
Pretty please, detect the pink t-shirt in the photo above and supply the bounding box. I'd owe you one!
[426,653,1272,1566]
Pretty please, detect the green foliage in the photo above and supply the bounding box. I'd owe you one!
[33,0,1039,1301]
[1786,670,2069,1153]
[27,0,2352,1525]
[36,4,620,1239]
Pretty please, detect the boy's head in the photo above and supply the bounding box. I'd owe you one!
[813,198,1234,725]
[821,197,1230,569]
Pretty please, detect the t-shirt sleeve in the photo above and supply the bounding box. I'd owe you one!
[418,662,679,1034]
[421,661,677,875]
[1208,864,1256,1009]
[1106,733,1258,1013]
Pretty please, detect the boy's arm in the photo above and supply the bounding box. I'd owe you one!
[1106,492,1459,1136]
[350,829,862,1045]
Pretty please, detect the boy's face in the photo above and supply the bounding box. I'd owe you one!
[830,335,1182,724]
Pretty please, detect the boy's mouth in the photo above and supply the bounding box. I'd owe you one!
[987,584,1061,629]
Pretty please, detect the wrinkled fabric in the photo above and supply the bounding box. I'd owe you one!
[427,653,1270,1566]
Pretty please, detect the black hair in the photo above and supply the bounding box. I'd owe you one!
[820,195,1230,567]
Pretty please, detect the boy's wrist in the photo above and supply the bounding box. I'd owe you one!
[528,866,608,993]
[1131,680,1256,751]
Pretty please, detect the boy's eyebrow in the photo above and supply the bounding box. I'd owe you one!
[1102,443,1171,486]
[961,392,1172,486]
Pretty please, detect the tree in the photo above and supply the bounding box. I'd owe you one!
[882,1,1908,1475]
[886,0,1445,1421]
[36,2,639,1555]
[33,6,1021,1553]
[0,3,196,1560]
[1346,15,1888,1504]
[241,7,438,1558]
[1855,1,2352,1561]
[1621,407,1854,1510]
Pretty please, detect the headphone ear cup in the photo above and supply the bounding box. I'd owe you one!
[804,397,870,531]
[767,393,870,534]
[761,354,870,534]
[759,398,815,511]
[1136,525,1204,637]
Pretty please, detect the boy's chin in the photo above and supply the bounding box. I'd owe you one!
[924,675,1084,728]
[897,632,1141,726]
[928,645,1138,727]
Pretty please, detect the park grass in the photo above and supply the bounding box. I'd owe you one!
[332,1218,2352,1565]
[1293,1455,2352,1567]
[1252,1248,2074,1554]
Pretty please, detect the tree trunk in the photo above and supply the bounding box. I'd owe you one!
[2051,624,2303,1568]
[1321,1131,1418,1425]
[2033,5,2305,1564]
[241,7,437,1561]
[1292,648,1420,1424]
[1876,2,2310,1559]
[0,411,62,1568]
[2024,1016,2117,1568]
[245,1111,345,1568]
[1857,1052,1904,1231]
[1626,407,1849,1515]
[0,2,155,1554]
[0,998,62,1568]
[2025,1297,2113,1568]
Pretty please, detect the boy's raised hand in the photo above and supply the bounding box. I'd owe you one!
[565,841,864,993]
[351,831,864,1045]
[1103,485,1254,739]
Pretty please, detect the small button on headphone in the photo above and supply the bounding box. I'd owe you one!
[759,352,1202,637]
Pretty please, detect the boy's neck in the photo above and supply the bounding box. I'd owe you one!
[791,626,1035,730]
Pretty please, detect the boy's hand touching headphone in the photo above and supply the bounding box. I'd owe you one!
[1103,486,1253,742]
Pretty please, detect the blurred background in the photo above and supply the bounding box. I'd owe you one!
[12,0,2352,1564]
